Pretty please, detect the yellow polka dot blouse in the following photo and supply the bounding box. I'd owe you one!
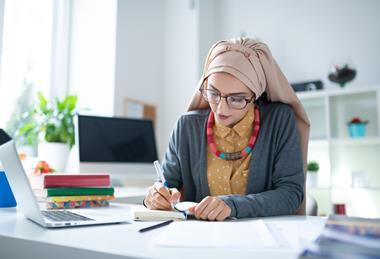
[207,105,254,196]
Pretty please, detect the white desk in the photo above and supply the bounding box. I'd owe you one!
[0,203,326,259]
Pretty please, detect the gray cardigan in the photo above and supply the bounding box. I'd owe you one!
[162,101,304,218]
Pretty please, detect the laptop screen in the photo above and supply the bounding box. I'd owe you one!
[76,115,158,163]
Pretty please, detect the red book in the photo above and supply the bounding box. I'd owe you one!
[43,173,110,188]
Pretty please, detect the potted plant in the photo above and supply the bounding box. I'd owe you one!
[347,117,368,138]
[307,161,319,187]
[19,92,77,172]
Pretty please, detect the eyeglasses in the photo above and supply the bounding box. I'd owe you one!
[200,88,254,110]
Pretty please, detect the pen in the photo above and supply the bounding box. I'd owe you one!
[153,160,176,209]
[153,160,168,187]
[138,220,174,233]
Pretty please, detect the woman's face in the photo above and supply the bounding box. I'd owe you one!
[205,72,255,127]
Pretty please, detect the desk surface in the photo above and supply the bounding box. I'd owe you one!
[114,186,148,204]
[0,203,326,259]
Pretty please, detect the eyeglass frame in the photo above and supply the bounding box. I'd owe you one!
[199,87,255,110]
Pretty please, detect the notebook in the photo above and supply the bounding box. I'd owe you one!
[133,201,198,221]
[42,173,110,187]
[134,207,186,221]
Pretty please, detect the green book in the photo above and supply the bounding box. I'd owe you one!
[34,187,115,197]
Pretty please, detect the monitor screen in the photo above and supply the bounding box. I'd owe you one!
[77,115,158,163]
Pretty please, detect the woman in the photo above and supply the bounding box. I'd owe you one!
[144,38,310,221]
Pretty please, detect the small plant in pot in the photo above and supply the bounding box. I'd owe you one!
[307,161,319,187]
[307,161,320,172]
[19,92,77,172]
[347,117,368,138]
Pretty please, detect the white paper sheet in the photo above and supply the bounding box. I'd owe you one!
[155,219,279,248]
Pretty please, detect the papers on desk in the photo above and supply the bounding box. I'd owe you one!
[155,219,279,248]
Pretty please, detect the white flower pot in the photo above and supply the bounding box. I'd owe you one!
[38,142,70,172]
[306,171,319,188]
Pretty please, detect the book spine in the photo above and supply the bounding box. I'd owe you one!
[46,200,110,209]
[43,175,110,188]
[45,187,114,197]
[43,195,115,202]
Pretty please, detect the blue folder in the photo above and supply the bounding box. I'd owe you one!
[0,171,17,207]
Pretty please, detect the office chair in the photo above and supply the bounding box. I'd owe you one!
[306,193,318,216]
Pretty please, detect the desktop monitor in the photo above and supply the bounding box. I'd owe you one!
[75,114,158,186]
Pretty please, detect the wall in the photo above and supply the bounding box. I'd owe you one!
[112,0,201,158]
[161,0,200,156]
[198,0,218,74]
[69,0,380,159]
[160,0,380,157]
[68,0,117,116]
[113,0,165,156]
[215,0,380,87]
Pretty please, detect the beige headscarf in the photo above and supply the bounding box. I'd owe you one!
[187,38,310,214]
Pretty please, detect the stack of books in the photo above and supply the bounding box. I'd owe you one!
[299,215,380,258]
[34,173,115,209]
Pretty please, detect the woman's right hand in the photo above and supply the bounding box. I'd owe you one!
[144,182,181,210]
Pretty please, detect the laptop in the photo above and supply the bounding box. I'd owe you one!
[0,129,129,228]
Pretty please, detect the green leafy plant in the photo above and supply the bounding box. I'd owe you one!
[307,161,320,172]
[18,92,77,148]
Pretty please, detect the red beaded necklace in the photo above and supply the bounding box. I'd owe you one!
[207,106,260,160]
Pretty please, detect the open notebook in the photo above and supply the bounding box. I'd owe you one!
[134,208,186,221]
[134,201,197,221]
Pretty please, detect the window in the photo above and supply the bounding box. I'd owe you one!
[0,0,70,146]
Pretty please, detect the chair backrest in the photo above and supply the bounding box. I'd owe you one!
[295,169,307,215]
[306,193,318,216]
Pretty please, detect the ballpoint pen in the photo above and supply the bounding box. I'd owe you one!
[138,220,174,233]
[153,160,169,188]
[153,160,177,208]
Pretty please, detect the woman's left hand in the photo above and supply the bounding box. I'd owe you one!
[190,196,231,221]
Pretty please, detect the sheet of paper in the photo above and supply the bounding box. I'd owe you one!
[266,219,326,249]
[155,219,279,248]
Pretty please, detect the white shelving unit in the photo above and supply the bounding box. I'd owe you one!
[298,85,380,217]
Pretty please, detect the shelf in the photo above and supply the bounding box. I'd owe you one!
[300,85,380,217]
[327,85,379,97]
[331,186,380,191]
[330,137,380,146]
[309,137,380,146]
[307,186,380,191]
[297,85,380,99]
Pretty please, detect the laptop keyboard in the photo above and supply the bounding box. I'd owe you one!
[41,210,94,222]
